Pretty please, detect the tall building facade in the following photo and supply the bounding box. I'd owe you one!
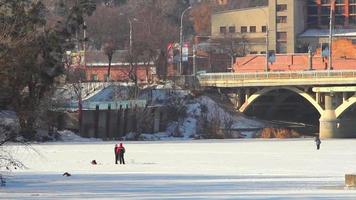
[307,0,356,28]
[211,0,356,54]
[300,0,356,53]
[211,0,306,54]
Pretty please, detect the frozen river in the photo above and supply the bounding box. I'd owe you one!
[2,139,356,199]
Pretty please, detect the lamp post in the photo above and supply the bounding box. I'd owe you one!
[179,6,192,75]
[265,25,269,72]
[328,0,335,71]
[257,8,269,72]
[128,18,138,55]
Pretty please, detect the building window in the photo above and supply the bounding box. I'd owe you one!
[249,26,256,33]
[228,26,236,33]
[277,4,287,12]
[350,16,356,25]
[307,16,318,28]
[277,42,287,53]
[220,26,226,34]
[321,16,329,25]
[308,6,318,15]
[262,26,267,33]
[91,74,98,81]
[277,16,287,23]
[250,51,258,54]
[321,6,330,15]
[277,32,287,41]
[335,6,344,14]
[241,26,247,33]
[351,5,356,14]
[335,16,345,25]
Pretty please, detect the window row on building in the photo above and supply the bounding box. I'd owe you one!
[307,0,356,27]
[219,25,267,34]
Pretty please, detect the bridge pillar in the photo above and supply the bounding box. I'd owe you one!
[236,90,243,108]
[245,89,250,103]
[319,94,340,138]
[316,92,320,104]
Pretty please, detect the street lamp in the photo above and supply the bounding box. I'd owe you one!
[179,6,192,75]
[328,0,335,71]
[120,13,138,54]
[258,8,269,72]
[128,18,138,55]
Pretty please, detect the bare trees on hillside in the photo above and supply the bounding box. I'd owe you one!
[0,0,96,140]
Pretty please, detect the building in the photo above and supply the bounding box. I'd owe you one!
[211,0,306,54]
[211,0,356,55]
[71,50,156,83]
[299,0,356,52]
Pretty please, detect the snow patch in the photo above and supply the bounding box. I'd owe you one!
[58,130,102,142]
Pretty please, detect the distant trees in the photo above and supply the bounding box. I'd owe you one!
[0,0,96,140]
[191,3,212,36]
[86,4,126,50]
[86,0,192,80]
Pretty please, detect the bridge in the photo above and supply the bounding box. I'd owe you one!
[196,70,356,138]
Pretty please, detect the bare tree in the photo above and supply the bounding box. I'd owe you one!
[103,42,117,81]
[218,33,249,69]
[122,0,182,80]
[86,4,127,49]
[0,0,96,140]
[0,124,26,186]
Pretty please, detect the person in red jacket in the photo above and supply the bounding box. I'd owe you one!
[117,143,125,165]
[114,144,119,164]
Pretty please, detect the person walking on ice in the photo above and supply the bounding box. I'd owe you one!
[315,136,321,150]
[117,143,125,164]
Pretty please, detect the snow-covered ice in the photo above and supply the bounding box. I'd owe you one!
[2,139,356,199]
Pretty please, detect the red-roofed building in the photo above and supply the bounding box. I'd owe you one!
[234,39,356,72]
[71,50,157,83]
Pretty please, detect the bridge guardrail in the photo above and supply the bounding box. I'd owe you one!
[198,70,356,86]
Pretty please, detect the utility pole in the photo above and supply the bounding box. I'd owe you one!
[129,19,133,55]
[328,0,334,70]
[265,26,269,72]
[83,21,87,66]
[179,6,192,75]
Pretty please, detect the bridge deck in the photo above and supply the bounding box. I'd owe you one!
[198,70,356,88]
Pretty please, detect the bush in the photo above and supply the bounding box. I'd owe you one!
[258,128,300,138]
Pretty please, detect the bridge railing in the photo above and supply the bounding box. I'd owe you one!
[198,70,356,83]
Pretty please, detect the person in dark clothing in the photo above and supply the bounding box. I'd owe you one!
[114,144,119,164]
[315,136,321,150]
[117,143,125,164]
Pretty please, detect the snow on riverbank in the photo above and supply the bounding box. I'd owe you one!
[57,130,102,142]
[1,84,266,141]
[161,95,265,140]
[2,139,356,199]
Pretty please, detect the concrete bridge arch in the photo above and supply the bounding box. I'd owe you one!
[235,86,356,138]
[239,86,324,115]
[335,96,356,118]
